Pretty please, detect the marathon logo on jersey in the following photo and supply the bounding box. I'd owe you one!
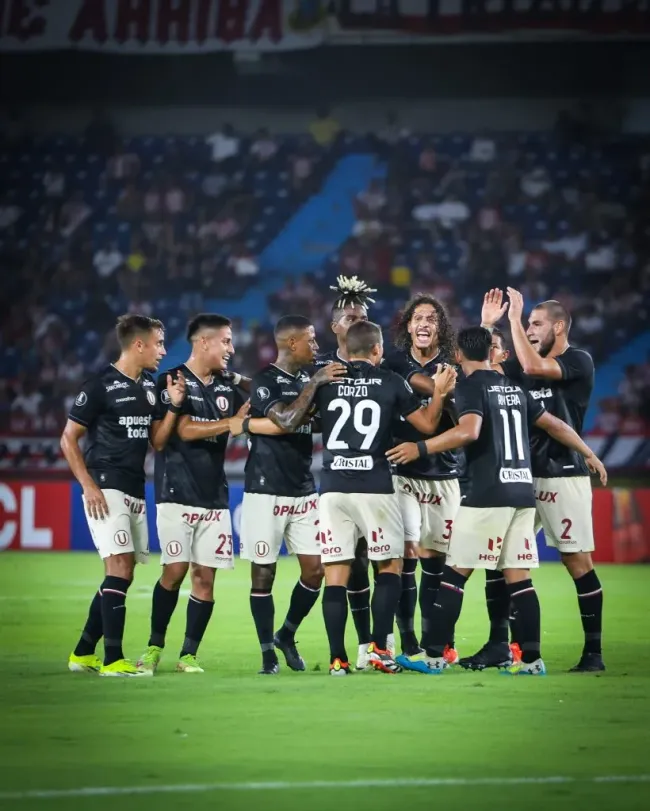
[115,396,136,403]
[182,510,223,524]
[331,455,373,470]
[118,415,152,438]
[106,380,130,392]
[272,499,318,517]
[499,467,533,483]
[282,391,300,397]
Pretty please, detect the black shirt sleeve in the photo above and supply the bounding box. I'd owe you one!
[555,348,594,382]
[249,373,284,417]
[392,373,421,418]
[68,377,104,427]
[525,389,546,426]
[383,351,416,381]
[500,357,523,381]
[455,378,484,419]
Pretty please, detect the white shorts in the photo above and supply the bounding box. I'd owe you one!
[239,492,320,565]
[318,491,404,563]
[83,489,149,564]
[446,506,538,571]
[156,503,234,569]
[394,476,460,554]
[534,476,595,553]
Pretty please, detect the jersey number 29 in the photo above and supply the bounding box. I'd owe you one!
[327,399,381,450]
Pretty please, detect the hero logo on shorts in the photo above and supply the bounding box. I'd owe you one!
[146,390,156,406]
[75,392,87,407]
[166,541,182,557]
[257,387,270,401]
[499,467,533,483]
[161,389,171,405]
[216,396,229,412]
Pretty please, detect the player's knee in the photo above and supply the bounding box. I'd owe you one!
[404,541,419,560]
[105,552,135,582]
[299,557,323,589]
[190,565,216,600]
[251,563,276,591]
[377,557,402,575]
[160,562,189,590]
[561,552,593,580]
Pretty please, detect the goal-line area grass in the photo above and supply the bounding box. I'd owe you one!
[0,552,648,811]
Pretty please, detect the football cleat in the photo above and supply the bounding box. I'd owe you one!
[176,654,204,673]
[368,643,403,674]
[356,642,370,671]
[458,642,512,671]
[137,645,163,674]
[502,658,547,676]
[443,645,459,666]
[386,633,396,657]
[68,652,102,673]
[274,632,306,672]
[510,642,523,665]
[99,658,151,677]
[396,651,447,674]
[258,659,280,675]
[569,652,605,673]
[329,658,351,676]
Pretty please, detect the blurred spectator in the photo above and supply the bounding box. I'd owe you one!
[206,124,240,166]
[106,143,140,181]
[43,166,66,199]
[116,182,143,220]
[93,241,124,281]
[59,191,91,238]
[309,107,340,148]
[521,166,551,199]
[469,134,497,163]
[0,195,22,229]
[250,128,278,163]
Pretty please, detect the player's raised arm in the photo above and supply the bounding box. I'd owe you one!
[534,411,607,486]
[150,371,187,451]
[266,363,347,433]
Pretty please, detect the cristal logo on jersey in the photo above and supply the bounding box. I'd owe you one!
[499,467,532,483]
[331,455,373,470]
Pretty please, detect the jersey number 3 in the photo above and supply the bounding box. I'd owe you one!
[327,399,381,451]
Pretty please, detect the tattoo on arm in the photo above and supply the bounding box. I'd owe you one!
[266,380,320,433]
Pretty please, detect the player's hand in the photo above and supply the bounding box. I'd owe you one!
[83,482,109,521]
[236,400,250,418]
[506,287,525,323]
[313,363,347,386]
[434,364,457,396]
[586,453,608,486]
[481,288,508,327]
[167,371,186,408]
[386,442,419,465]
[229,416,244,436]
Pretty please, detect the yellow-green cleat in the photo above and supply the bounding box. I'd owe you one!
[137,645,163,674]
[99,658,151,677]
[176,654,204,673]
[68,652,102,673]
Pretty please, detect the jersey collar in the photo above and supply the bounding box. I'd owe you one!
[270,362,301,379]
[409,348,441,368]
[182,363,214,387]
[110,363,140,384]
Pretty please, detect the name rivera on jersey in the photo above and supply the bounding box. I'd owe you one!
[487,384,534,485]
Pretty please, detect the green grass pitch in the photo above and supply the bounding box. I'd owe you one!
[1,552,649,811]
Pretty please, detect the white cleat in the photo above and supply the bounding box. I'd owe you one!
[387,633,396,658]
[356,643,370,670]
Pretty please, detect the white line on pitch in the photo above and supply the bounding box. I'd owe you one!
[1,775,649,801]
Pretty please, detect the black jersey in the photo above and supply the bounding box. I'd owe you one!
[154,365,245,510]
[383,348,461,481]
[501,347,594,479]
[455,370,545,508]
[313,349,347,369]
[245,364,316,497]
[315,360,421,495]
[68,364,157,499]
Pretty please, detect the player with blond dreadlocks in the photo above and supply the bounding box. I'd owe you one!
[382,294,462,670]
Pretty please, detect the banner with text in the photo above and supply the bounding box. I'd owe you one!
[0,0,326,53]
[336,1,650,39]
[2,481,649,563]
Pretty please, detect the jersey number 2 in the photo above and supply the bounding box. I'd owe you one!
[327,399,381,451]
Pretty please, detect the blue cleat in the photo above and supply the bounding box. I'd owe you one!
[396,651,447,674]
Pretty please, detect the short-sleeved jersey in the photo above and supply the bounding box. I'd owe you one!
[383,348,461,481]
[312,349,347,370]
[245,364,316,497]
[315,359,421,495]
[501,347,594,478]
[68,364,157,499]
[455,369,545,508]
[154,364,245,510]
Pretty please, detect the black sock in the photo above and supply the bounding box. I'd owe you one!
[347,560,371,645]
[371,559,379,587]
[323,585,349,663]
[180,595,214,657]
[101,576,131,666]
[574,569,603,655]
[485,569,510,645]
[74,587,103,656]
[278,580,321,641]
[396,558,419,649]
[250,589,277,665]
[148,580,180,648]
[419,556,444,648]
[426,567,466,658]
[508,579,541,663]
[371,572,401,650]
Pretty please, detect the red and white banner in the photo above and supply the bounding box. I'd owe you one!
[336,0,650,40]
[0,482,70,551]
[0,0,326,53]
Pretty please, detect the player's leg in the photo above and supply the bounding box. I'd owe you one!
[319,492,358,675]
[536,477,604,671]
[347,538,372,668]
[176,509,235,673]
[69,583,103,673]
[393,477,422,657]
[138,503,192,673]
[240,493,285,674]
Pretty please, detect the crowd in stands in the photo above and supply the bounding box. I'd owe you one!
[1,107,649,446]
